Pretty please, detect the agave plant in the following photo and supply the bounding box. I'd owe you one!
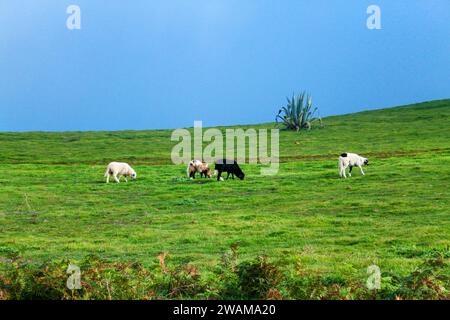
[276,92,322,131]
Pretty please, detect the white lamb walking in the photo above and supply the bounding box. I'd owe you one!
[104,162,137,183]
[339,153,369,178]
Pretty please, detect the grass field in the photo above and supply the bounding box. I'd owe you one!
[0,99,449,291]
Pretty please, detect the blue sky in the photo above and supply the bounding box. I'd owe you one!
[0,0,449,131]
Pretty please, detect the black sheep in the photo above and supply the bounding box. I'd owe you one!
[214,159,245,181]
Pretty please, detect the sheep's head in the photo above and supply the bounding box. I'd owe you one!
[364,158,369,166]
[131,171,137,179]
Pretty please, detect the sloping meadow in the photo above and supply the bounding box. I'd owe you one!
[0,99,449,299]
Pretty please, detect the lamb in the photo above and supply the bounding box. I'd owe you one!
[187,160,213,179]
[339,153,369,178]
[214,159,245,181]
[104,162,137,183]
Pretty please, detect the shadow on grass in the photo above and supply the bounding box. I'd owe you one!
[186,179,217,185]
[93,179,144,185]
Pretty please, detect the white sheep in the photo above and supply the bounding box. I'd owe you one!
[104,162,137,183]
[339,153,369,178]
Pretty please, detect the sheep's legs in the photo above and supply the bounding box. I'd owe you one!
[106,175,110,183]
[348,166,352,177]
[216,170,222,181]
[358,165,365,175]
[340,165,347,178]
[113,174,120,183]
[226,172,230,180]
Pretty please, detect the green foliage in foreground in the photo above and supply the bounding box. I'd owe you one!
[0,248,448,300]
[0,99,449,299]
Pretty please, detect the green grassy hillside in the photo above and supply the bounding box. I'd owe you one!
[0,99,449,283]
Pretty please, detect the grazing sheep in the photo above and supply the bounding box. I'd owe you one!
[339,153,369,178]
[215,159,245,181]
[104,162,137,183]
[187,160,213,179]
